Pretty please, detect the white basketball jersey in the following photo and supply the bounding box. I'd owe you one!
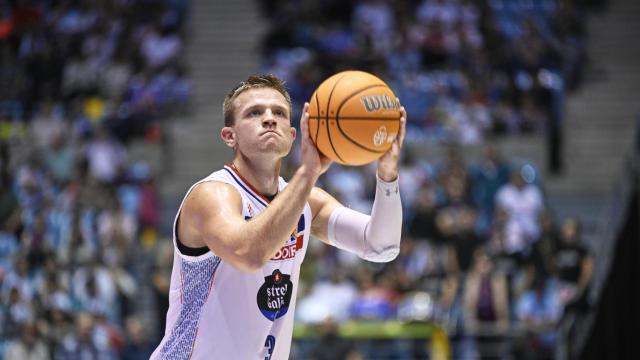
[151,164,311,360]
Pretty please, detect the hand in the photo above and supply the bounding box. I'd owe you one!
[298,102,332,180]
[377,103,407,182]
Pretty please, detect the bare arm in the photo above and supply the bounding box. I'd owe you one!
[181,169,318,271]
[180,103,331,272]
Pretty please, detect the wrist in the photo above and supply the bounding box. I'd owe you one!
[377,167,399,182]
[296,165,320,183]
[376,173,399,194]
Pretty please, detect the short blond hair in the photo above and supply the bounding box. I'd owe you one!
[223,74,292,126]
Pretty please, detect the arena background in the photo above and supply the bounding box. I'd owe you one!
[0,0,638,359]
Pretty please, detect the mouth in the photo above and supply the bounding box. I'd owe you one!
[261,130,279,137]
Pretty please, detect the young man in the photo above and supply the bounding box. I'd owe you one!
[151,74,406,359]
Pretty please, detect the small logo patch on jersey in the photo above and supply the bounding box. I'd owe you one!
[271,214,305,261]
[257,269,293,321]
[247,202,255,217]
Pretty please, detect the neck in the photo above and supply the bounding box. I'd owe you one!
[231,154,281,196]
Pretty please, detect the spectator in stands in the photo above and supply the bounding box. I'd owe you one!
[350,268,398,320]
[1,286,32,340]
[520,94,547,133]
[352,0,395,56]
[85,126,128,184]
[138,175,160,235]
[323,166,371,213]
[97,198,137,251]
[495,166,544,252]
[399,150,429,218]
[4,257,35,302]
[470,145,511,232]
[140,24,183,69]
[515,275,562,360]
[395,235,458,323]
[297,266,358,323]
[408,184,440,241]
[435,190,481,274]
[71,261,119,324]
[121,316,154,360]
[55,312,111,359]
[395,238,426,284]
[0,144,21,270]
[4,322,49,360]
[486,209,527,304]
[43,132,77,186]
[554,218,593,308]
[527,210,559,281]
[307,318,360,360]
[61,51,100,98]
[462,248,509,358]
[30,99,66,150]
[99,47,133,100]
[58,213,95,267]
[151,241,173,341]
[42,292,74,355]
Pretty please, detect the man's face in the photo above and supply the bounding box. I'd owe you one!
[227,87,295,158]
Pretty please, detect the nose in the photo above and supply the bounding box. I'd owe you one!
[262,110,276,127]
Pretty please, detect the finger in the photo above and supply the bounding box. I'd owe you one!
[397,103,407,147]
[300,102,310,140]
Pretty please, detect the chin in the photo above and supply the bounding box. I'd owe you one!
[255,144,289,158]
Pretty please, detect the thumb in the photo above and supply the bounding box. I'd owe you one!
[300,102,310,141]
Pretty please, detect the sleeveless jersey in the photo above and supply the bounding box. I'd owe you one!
[151,164,311,360]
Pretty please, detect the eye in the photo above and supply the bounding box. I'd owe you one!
[274,109,286,117]
[248,109,262,117]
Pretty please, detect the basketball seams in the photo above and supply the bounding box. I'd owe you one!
[313,92,321,144]
[309,116,400,121]
[334,84,398,153]
[324,73,349,163]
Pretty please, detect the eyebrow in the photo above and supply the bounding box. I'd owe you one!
[243,103,289,116]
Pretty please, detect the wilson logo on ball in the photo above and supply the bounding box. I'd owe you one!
[361,94,400,113]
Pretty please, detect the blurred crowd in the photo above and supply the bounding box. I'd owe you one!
[0,0,191,359]
[0,0,191,143]
[290,146,594,359]
[258,0,588,144]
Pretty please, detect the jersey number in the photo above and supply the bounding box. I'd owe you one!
[264,335,276,360]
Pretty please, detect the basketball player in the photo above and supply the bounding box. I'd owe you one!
[151,74,406,359]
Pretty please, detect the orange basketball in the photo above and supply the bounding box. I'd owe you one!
[308,70,401,166]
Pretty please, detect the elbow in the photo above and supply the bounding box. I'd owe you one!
[201,229,269,272]
[362,230,402,263]
[228,248,268,273]
[379,245,400,262]
[363,244,400,263]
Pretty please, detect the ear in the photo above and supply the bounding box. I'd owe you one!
[221,127,236,149]
[290,126,296,141]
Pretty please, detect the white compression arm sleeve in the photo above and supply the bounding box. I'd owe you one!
[327,175,402,262]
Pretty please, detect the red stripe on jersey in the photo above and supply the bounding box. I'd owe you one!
[225,163,272,204]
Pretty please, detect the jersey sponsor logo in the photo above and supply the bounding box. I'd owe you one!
[270,214,305,261]
[257,269,293,321]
